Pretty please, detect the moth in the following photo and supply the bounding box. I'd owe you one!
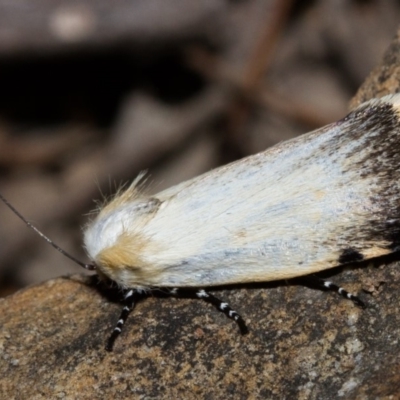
[2,94,400,350]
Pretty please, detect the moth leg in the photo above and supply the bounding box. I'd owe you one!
[168,288,248,334]
[106,289,144,351]
[302,276,365,308]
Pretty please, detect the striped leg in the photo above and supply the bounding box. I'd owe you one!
[106,289,144,351]
[301,276,366,308]
[168,288,248,334]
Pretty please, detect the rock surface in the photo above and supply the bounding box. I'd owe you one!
[0,261,399,398]
[352,26,400,108]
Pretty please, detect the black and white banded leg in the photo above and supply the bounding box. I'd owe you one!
[106,289,145,351]
[301,275,365,308]
[168,288,248,334]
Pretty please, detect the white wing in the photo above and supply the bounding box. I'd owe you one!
[84,95,400,289]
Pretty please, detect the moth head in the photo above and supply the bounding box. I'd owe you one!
[84,196,162,288]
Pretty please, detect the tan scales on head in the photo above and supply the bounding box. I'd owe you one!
[96,231,146,270]
[95,231,166,288]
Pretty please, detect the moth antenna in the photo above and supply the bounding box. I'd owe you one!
[0,193,95,271]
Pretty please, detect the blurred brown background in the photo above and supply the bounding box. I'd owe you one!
[0,0,399,296]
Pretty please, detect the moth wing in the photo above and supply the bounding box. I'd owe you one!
[137,96,400,287]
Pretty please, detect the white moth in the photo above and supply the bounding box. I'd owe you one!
[3,94,400,350]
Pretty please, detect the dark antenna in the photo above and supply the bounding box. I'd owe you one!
[0,193,96,271]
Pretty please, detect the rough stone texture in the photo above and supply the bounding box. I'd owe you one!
[351,26,400,108]
[0,260,400,399]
